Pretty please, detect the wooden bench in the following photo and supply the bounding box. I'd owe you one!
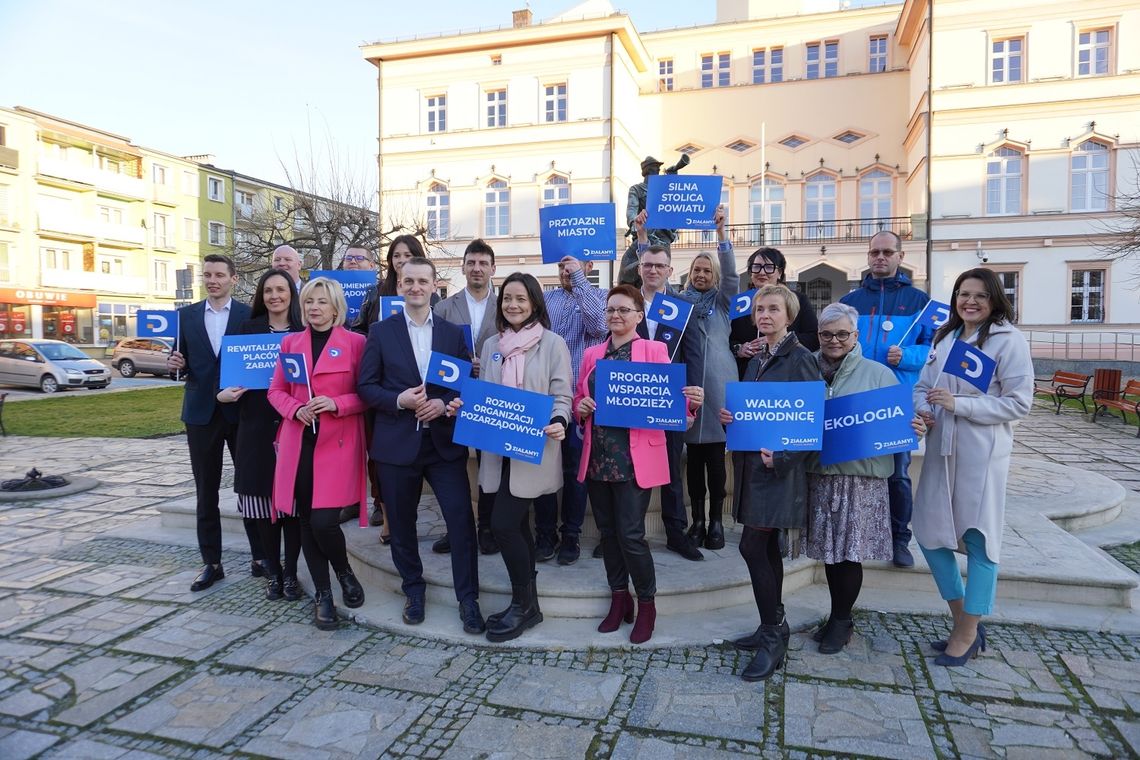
[1033,370,1092,415]
[1093,379,1140,437]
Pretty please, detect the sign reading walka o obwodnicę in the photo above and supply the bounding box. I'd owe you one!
[725,380,826,452]
[219,333,287,389]
[539,202,617,263]
[646,174,723,230]
[452,378,555,465]
[820,383,918,466]
[593,360,687,432]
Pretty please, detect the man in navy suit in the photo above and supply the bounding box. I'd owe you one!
[357,256,483,635]
[167,254,261,591]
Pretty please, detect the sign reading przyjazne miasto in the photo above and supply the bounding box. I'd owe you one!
[593,360,687,432]
[646,174,723,229]
[219,333,287,389]
[310,270,376,323]
[725,380,826,451]
[452,378,555,465]
[538,202,617,263]
[820,383,918,466]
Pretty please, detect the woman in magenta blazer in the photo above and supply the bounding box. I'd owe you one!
[575,284,703,644]
[269,277,369,630]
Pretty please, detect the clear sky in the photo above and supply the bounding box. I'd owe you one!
[0,0,887,188]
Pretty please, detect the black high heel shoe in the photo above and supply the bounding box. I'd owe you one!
[933,631,986,667]
[931,623,985,652]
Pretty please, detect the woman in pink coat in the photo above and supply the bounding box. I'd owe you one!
[269,277,369,630]
[575,284,703,644]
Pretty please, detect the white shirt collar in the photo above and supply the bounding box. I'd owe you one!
[404,308,434,329]
[205,298,232,314]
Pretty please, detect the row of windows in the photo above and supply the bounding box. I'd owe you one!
[660,35,888,91]
[984,140,1109,216]
[991,27,1112,83]
[425,83,569,133]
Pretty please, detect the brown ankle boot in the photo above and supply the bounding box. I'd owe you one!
[598,589,634,633]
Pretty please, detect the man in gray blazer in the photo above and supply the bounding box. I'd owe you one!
[432,239,498,555]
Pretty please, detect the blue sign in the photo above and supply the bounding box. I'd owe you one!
[453,378,555,464]
[219,333,286,389]
[593,360,687,431]
[280,352,309,385]
[426,351,471,391]
[732,289,757,318]
[942,339,996,393]
[647,292,693,333]
[137,310,178,338]
[646,174,722,230]
[820,383,918,466]
[461,324,475,357]
[379,297,405,319]
[917,299,951,330]
[311,270,375,323]
[725,380,826,451]
[539,202,616,263]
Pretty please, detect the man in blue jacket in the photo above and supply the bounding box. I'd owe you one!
[839,231,932,568]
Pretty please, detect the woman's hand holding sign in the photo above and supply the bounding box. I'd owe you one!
[577,396,596,420]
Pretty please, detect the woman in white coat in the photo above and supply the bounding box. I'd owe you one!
[913,268,1034,667]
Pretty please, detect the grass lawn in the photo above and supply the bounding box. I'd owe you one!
[3,386,185,438]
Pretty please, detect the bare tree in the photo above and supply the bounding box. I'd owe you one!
[1096,153,1140,281]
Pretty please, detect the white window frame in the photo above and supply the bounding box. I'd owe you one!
[749,179,786,244]
[153,259,171,293]
[426,183,450,240]
[486,89,507,128]
[1071,141,1109,212]
[207,221,226,246]
[153,212,171,248]
[807,41,839,79]
[1070,268,1106,323]
[858,169,893,233]
[484,180,510,237]
[99,256,124,276]
[543,83,567,123]
[183,217,200,243]
[716,52,731,87]
[753,48,783,84]
[658,59,673,92]
[152,163,168,185]
[206,175,224,202]
[990,36,1024,84]
[426,94,447,133]
[869,35,888,73]
[0,241,9,282]
[98,205,123,225]
[986,146,1023,216]
[1077,28,1111,77]
[542,175,570,207]
[804,173,837,238]
[182,170,199,197]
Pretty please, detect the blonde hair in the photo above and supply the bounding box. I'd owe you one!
[688,251,722,289]
[299,276,348,328]
[755,284,800,323]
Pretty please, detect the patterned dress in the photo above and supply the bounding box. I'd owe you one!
[586,340,635,482]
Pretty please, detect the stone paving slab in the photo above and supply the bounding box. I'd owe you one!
[627,667,765,743]
[111,671,297,748]
[784,682,936,759]
[0,556,92,590]
[787,629,913,688]
[1060,654,1140,712]
[927,648,1071,707]
[0,592,89,635]
[1113,718,1140,757]
[27,655,180,727]
[113,607,266,662]
[44,562,165,596]
[21,599,174,646]
[0,727,61,760]
[440,714,596,760]
[486,662,625,720]
[119,568,235,603]
[335,639,477,695]
[43,738,173,759]
[610,734,750,759]
[240,687,427,759]
[219,622,370,676]
[939,694,1111,758]
[0,640,80,671]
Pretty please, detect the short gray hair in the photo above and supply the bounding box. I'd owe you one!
[818,302,859,331]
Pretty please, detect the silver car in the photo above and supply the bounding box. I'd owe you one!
[111,337,174,377]
[0,339,112,393]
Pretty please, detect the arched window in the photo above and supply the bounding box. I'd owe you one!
[1071,141,1109,212]
[986,146,1023,216]
[749,179,785,245]
[858,169,892,235]
[426,182,449,239]
[484,179,510,237]
[542,175,570,207]
[804,173,837,239]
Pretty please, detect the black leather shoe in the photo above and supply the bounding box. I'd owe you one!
[892,542,914,568]
[432,534,451,554]
[282,575,302,601]
[486,583,543,643]
[338,505,359,524]
[369,507,384,527]
[734,605,790,650]
[740,625,786,682]
[265,574,283,601]
[818,618,854,654]
[313,589,337,630]
[687,521,707,546]
[556,538,580,566]
[337,568,365,609]
[190,564,224,592]
[704,521,725,550]
[250,560,269,578]
[403,595,425,625]
[478,527,499,555]
[666,534,704,562]
[535,533,557,563]
[459,599,485,634]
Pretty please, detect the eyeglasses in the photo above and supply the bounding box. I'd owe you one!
[749,263,778,274]
[640,262,670,270]
[343,255,369,263]
[955,290,991,302]
[868,249,898,258]
[604,307,642,316]
[818,331,854,343]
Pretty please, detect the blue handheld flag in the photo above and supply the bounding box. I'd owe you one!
[647,292,694,333]
[280,352,309,385]
[731,289,757,318]
[426,351,471,391]
[460,325,475,357]
[379,297,405,319]
[942,339,996,393]
[137,310,179,338]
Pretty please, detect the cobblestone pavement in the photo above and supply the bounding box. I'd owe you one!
[1,401,1139,759]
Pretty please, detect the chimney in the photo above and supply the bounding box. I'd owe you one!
[512,8,532,27]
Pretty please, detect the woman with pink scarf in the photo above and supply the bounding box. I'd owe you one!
[455,272,573,642]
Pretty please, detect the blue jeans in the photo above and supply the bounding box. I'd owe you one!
[889,451,914,545]
[920,529,998,616]
[534,434,587,541]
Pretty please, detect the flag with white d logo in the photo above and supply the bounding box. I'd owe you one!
[426,351,471,391]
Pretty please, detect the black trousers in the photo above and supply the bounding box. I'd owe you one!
[686,441,727,523]
[256,516,301,579]
[588,479,656,600]
[186,408,238,566]
[658,430,688,540]
[294,434,350,591]
[492,460,536,588]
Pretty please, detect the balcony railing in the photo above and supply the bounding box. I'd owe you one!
[38,211,97,238]
[671,216,914,249]
[1025,330,1140,362]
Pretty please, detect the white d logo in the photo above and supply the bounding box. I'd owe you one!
[933,306,950,327]
[147,315,168,332]
[284,357,301,378]
[658,301,679,321]
[962,349,984,379]
[439,359,460,383]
